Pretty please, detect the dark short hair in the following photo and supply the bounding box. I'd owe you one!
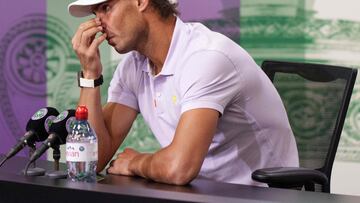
[149,0,179,18]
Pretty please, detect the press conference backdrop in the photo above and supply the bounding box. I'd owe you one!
[0,0,359,196]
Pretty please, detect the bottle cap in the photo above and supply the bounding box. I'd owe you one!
[75,105,88,120]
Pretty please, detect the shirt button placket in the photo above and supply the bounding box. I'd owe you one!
[153,80,163,115]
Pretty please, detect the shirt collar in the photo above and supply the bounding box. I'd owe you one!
[142,17,187,76]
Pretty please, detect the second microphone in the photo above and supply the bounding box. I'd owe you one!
[28,109,76,164]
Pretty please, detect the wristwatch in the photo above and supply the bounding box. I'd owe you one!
[77,71,103,88]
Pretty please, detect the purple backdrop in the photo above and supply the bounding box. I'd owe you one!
[179,0,240,42]
[0,0,47,157]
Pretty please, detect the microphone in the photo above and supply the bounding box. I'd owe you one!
[27,109,76,165]
[0,107,59,167]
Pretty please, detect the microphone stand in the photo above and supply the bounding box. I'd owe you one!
[45,145,67,179]
[22,144,45,176]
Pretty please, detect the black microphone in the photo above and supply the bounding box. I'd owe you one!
[27,109,75,165]
[0,107,59,167]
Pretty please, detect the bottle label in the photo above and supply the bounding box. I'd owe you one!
[66,143,98,162]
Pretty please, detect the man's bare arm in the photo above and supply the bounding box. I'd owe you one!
[107,108,219,185]
[79,88,137,172]
[72,18,137,172]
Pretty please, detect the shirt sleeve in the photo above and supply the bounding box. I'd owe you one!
[178,50,241,115]
[107,54,140,112]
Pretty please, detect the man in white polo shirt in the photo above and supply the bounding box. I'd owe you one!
[68,0,299,185]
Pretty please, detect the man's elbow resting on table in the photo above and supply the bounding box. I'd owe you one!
[154,157,201,186]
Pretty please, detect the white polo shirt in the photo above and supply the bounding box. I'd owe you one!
[108,17,299,185]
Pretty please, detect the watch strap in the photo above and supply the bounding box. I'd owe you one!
[77,71,103,88]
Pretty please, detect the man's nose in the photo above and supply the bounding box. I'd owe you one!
[94,11,105,21]
[94,14,106,29]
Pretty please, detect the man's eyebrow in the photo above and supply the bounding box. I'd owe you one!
[92,0,115,13]
[92,3,102,14]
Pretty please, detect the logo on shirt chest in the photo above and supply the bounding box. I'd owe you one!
[152,94,178,110]
[171,95,177,105]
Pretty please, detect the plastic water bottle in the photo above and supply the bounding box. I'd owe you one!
[66,105,98,182]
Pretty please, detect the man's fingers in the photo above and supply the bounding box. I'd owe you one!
[109,160,115,167]
[106,154,135,176]
[89,33,107,50]
[72,18,101,49]
[80,26,103,47]
[124,148,135,153]
[106,167,118,175]
[107,159,119,174]
[75,33,106,61]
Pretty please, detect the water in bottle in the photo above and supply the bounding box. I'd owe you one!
[66,105,98,182]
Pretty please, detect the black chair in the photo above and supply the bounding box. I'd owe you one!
[252,60,357,193]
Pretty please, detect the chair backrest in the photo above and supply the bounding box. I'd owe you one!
[261,60,357,192]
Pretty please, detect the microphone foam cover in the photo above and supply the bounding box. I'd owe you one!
[48,109,76,145]
[25,107,59,141]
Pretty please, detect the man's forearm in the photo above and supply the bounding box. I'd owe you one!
[71,15,114,172]
[78,87,114,171]
[128,149,198,185]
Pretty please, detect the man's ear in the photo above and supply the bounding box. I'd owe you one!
[138,0,150,12]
